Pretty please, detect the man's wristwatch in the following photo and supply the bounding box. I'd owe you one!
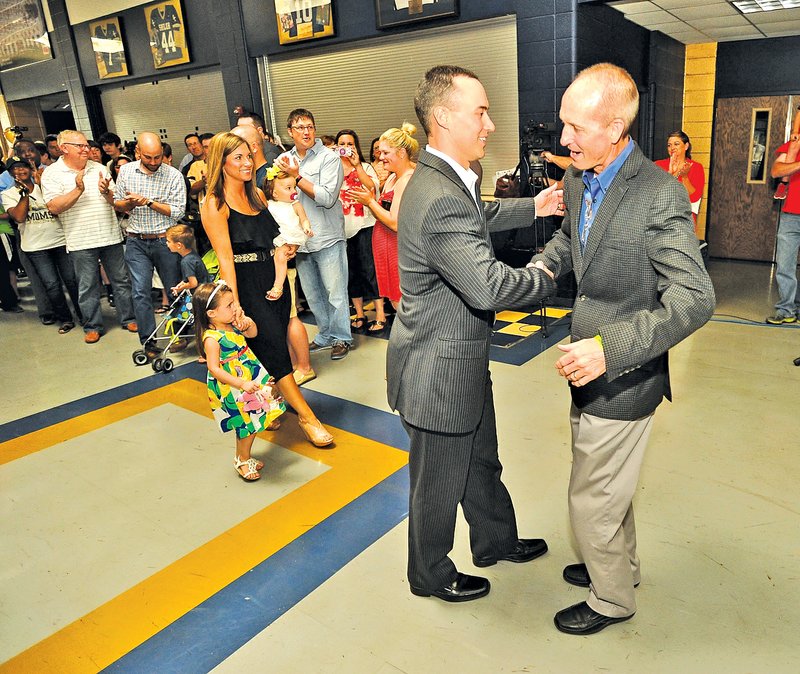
[295,175,303,185]
[146,199,154,208]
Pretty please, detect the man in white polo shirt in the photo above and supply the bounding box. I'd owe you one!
[41,130,136,344]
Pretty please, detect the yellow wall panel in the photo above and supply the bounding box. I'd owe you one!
[685,58,716,76]
[686,42,718,59]
[685,73,716,91]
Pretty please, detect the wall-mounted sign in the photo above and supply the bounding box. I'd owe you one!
[276,0,335,45]
[144,1,191,69]
[375,0,459,29]
[0,0,52,72]
[90,17,129,79]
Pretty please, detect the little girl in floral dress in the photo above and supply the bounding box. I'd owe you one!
[193,281,285,481]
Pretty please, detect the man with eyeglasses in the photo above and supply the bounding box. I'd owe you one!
[41,130,136,344]
[114,131,186,356]
[277,108,351,360]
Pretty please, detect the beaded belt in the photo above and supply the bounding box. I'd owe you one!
[233,250,272,263]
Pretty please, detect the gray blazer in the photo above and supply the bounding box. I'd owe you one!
[387,149,556,433]
[533,142,715,420]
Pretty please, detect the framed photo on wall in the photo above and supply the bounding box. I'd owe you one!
[276,0,335,45]
[89,17,128,79]
[0,0,52,72]
[144,1,191,69]
[375,0,459,29]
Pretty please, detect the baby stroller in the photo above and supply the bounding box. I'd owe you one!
[132,289,195,372]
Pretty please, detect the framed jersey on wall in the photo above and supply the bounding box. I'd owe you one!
[144,0,191,69]
[276,0,335,45]
[89,17,129,79]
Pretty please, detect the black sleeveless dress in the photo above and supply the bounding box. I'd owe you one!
[227,207,293,381]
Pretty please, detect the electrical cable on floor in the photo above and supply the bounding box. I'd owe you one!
[711,313,800,327]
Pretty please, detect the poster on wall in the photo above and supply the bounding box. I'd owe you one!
[90,17,129,79]
[0,0,53,72]
[276,0,335,45]
[375,0,459,29]
[144,0,191,69]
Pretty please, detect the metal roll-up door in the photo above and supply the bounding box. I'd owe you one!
[99,70,230,145]
[263,15,518,194]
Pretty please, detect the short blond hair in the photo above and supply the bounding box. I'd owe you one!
[379,122,419,160]
[574,63,639,136]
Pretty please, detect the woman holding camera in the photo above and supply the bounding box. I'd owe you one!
[335,129,387,334]
[347,123,418,313]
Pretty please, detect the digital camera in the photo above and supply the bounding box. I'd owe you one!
[334,146,353,157]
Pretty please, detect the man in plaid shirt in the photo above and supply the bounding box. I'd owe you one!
[114,131,186,354]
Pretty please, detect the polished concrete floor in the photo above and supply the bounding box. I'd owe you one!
[0,259,798,674]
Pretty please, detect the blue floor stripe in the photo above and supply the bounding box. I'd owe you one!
[102,466,410,674]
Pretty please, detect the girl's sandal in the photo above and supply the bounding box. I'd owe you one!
[265,287,283,301]
[234,456,261,482]
[350,316,367,332]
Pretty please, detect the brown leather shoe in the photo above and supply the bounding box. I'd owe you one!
[84,331,101,344]
[126,322,138,332]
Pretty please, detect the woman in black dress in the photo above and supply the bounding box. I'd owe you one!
[201,132,333,447]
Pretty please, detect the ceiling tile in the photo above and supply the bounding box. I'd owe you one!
[663,28,715,41]
[622,8,680,25]
[671,3,740,20]
[652,0,708,7]
[760,21,800,35]
[690,15,752,28]
[748,7,800,22]
[608,1,661,14]
[701,25,765,38]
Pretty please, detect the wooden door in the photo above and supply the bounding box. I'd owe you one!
[709,95,792,261]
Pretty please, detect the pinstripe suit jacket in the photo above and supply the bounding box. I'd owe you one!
[387,149,556,433]
[533,143,715,420]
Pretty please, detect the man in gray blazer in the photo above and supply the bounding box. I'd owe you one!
[388,65,564,603]
[532,63,715,634]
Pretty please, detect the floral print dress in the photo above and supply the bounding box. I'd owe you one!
[204,328,285,438]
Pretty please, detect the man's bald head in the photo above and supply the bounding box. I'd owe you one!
[136,132,164,173]
[232,124,266,163]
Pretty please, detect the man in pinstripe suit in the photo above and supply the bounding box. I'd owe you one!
[532,63,715,634]
[387,65,565,603]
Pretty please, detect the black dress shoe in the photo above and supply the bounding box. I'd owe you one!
[410,572,490,603]
[473,538,548,567]
[563,563,639,588]
[554,601,634,635]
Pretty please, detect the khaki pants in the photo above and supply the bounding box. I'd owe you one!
[568,404,654,618]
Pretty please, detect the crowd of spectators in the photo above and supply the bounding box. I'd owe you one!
[0,111,412,384]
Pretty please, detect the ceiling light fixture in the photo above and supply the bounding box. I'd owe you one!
[732,0,800,13]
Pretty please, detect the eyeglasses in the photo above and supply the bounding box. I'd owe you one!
[290,125,315,132]
[63,142,90,150]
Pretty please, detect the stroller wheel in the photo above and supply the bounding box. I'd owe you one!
[132,350,149,366]
[152,357,164,372]
[162,358,174,372]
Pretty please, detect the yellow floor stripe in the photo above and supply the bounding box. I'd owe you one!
[1,380,408,673]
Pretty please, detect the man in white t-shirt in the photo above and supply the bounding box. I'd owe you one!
[41,130,136,344]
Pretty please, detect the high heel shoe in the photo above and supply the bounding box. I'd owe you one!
[298,418,333,447]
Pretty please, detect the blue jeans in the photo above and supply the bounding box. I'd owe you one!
[775,211,800,317]
[71,244,135,333]
[124,236,181,343]
[296,239,352,346]
[26,246,81,323]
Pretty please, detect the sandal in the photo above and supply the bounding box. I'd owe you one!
[234,456,261,481]
[265,287,283,301]
[368,320,387,334]
[266,418,282,431]
[350,316,367,332]
[155,305,169,314]
[58,321,75,334]
[298,418,334,447]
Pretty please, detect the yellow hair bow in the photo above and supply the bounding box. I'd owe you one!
[265,165,281,181]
